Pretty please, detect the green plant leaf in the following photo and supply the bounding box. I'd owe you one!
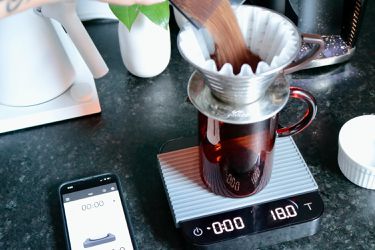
[140,1,170,30]
[110,1,170,31]
[109,4,140,31]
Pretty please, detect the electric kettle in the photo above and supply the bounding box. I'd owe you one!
[0,1,108,107]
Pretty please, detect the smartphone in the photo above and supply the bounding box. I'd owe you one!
[59,173,136,250]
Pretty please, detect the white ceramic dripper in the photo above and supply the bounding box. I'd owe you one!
[177,5,324,105]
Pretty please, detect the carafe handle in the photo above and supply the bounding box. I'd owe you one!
[283,33,325,74]
[277,87,317,137]
[39,1,109,79]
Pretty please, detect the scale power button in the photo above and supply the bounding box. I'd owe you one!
[193,227,203,237]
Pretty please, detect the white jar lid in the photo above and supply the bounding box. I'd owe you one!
[338,115,375,189]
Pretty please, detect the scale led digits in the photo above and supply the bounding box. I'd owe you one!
[180,192,323,246]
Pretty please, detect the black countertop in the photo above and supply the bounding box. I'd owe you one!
[1,2,374,249]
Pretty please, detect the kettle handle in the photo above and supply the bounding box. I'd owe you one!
[40,2,109,79]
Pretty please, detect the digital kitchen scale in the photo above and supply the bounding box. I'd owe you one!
[0,19,101,134]
[157,137,324,249]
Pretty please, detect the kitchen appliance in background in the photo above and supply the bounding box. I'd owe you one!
[245,0,368,69]
[0,2,108,133]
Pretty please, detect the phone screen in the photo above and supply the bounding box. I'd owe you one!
[60,174,134,250]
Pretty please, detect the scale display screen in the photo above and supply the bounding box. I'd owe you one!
[180,192,324,246]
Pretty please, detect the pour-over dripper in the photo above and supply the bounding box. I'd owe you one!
[177,5,322,105]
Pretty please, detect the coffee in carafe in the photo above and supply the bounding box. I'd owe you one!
[196,84,317,198]
[199,112,276,197]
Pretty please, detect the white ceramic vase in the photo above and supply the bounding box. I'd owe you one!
[118,13,171,78]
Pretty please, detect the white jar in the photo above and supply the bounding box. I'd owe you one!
[118,13,171,78]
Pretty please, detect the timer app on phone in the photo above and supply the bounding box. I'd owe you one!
[62,183,133,250]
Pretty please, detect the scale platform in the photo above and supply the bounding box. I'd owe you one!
[157,137,324,249]
[0,19,101,134]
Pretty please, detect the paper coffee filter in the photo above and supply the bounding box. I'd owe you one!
[178,5,300,77]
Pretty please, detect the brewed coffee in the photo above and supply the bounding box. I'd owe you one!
[199,112,277,197]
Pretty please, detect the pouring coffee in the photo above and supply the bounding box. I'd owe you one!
[178,4,322,197]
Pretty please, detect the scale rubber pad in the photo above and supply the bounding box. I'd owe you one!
[157,137,318,226]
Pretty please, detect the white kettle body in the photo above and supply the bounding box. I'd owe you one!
[0,2,108,107]
[0,10,75,106]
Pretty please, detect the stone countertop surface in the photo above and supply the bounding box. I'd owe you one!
[1,2,375,250]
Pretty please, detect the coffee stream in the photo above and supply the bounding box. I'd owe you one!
[205,0,261,74]
[172,0,260,74]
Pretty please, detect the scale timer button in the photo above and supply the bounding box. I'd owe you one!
[192,227,203,237]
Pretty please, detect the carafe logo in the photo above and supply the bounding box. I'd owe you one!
[227,110,249,118]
